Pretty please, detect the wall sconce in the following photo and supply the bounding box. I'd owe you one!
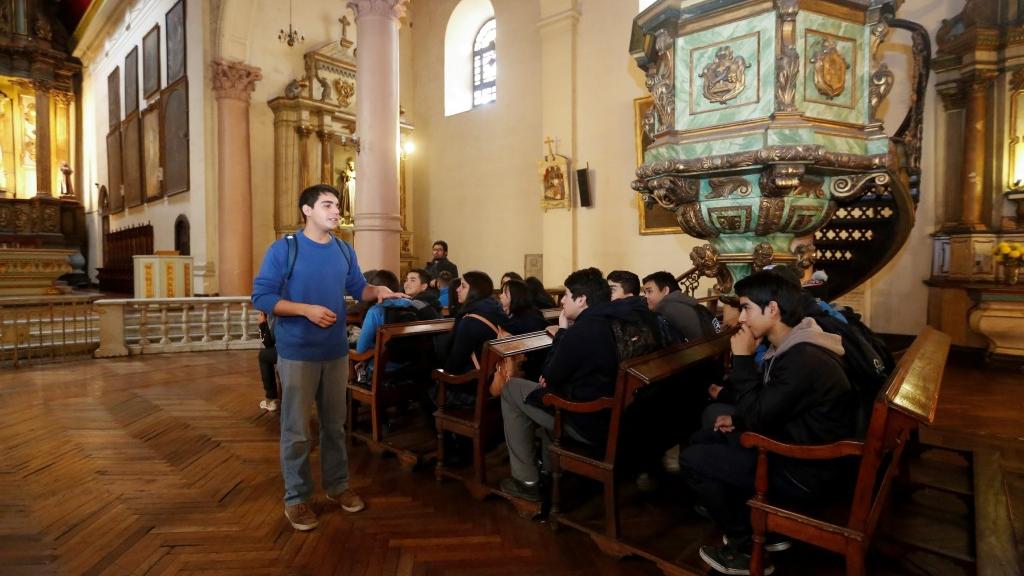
[401,137,416,156]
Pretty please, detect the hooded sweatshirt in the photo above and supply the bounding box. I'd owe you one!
[443,297,508,374]
[655,290,711,342]
[731,317,854,447]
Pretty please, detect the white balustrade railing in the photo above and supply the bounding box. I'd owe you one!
[0,294,101,367]
[94,297,261,357]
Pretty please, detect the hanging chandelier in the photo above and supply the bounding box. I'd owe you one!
[278,0,305,47]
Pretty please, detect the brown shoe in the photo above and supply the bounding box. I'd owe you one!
[327,488,365,513]
[284,502,318,531]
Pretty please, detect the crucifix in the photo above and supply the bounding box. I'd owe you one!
[544,136,557,160]
[339,16,351,41]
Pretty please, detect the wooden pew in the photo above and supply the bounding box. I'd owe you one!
[543,331,733,547]
[741,326,951,576]
[346,317,454,469]
[432,330,554,501]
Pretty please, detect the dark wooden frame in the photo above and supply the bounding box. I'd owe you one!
[105,128,124,214]
[121,113,143,208]
[124,48,138,115]
[160,77,189,196]
[741,327,950,576]
[544,331,733,544]
[143,25,161,99]
[165,0,186,84]
[141,103,163,201]
[107,66,121,128]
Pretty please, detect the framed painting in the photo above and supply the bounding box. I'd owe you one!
[122,113,143,208]
[634,96,680,235]
[142,105,163,201]
[165,0,186,84]
[124,48,138,115]
[107,67,121,128]
[161,78,189,196]
[143,25,161,99]
[106,128,124,213]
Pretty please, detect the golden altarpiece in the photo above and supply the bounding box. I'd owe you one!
[267,31,417,272]
[0,0,86,295]
[927,1,1024,362]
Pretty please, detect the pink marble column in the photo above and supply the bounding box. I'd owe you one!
[348,0,409,274]
[211,60,262,296]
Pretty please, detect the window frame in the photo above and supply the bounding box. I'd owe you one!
[471,18,496,107]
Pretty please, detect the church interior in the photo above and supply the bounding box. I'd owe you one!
[1,0,1023,574]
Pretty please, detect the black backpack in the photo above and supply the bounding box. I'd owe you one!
[610,311,666,362]
[689,301,721,339]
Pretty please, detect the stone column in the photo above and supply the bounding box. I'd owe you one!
[317,127,333,184]
[54,91,75,198]
[296,124,313,190]
[34,84,51,197]
[211,60,262,296]
[348,0,409,274]
[957,72,996,231]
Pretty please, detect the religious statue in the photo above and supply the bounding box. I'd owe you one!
[337,157,356,225]
[543,165,565,201]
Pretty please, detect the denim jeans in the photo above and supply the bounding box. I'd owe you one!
[278,356,349,505]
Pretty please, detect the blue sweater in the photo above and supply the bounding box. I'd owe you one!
[356,298,417,354]
[252,231,366,361]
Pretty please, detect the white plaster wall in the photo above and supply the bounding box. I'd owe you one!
[75,0,209,293]
[407,0,544,280]
[865,0,960,335]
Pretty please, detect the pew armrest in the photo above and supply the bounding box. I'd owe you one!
[740,432,864,460]
[431,368,480,386]
[542,394,615,414]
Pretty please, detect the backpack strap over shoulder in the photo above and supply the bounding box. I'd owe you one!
[464,313,500,336]
[284,234,299,281]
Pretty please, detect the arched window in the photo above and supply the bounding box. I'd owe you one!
[472,19,496,107]
[444,0,494,116]
[174,215,190,256]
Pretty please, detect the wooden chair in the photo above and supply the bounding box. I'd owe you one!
[544,332,733,548]
[741,326,951,576]
[346,318,454,468]
[432,330,554,499]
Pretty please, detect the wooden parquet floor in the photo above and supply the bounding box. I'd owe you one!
[0,352,661,576]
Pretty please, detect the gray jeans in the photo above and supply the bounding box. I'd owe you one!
[278,356,349,505]
[500,377,590,484]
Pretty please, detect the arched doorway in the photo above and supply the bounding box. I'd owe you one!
[174,215,190,256]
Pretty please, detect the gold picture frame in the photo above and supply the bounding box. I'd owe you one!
[635,96,680,235]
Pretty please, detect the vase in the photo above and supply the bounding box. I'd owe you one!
[1005,263,1021,285]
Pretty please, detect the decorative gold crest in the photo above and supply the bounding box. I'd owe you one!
[699,46,750,104]
[810,38,849,99]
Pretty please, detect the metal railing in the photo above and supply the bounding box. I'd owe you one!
[0,294,102,367]
[94,297,262,357]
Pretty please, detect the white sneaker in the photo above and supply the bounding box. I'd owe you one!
[260,398,279,412]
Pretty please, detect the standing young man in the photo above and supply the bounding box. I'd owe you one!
[252,184,403,531]
[425,240,458,283]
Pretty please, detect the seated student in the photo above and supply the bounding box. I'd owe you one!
[525,276,557,309]
[682,270,855,576]
[257,311,279,412]
[643,271,716,341]
[436,270,454,312]
[442,272,508,375]
[500,271,524,287]
[607,270,641,300]
[500,278,547,335]
[499,267,622,502]
[354,271,420,380]
[403,268,442,318]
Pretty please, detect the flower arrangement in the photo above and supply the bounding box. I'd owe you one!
[993,241,1023,284]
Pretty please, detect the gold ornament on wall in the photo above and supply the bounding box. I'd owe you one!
[699,46,750,104]
[810,37,849,100]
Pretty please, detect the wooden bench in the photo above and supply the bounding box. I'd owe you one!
[432,330,554,500]
[544,331,734,547]
[741,326,951,576]
[346,317,454,469]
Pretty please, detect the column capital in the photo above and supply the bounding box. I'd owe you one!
[211,60,262,101]
[347,0,409,21]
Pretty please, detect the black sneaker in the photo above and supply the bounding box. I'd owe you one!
[699,544,774,576]
[499,477,541,502]
[724,533,792,553]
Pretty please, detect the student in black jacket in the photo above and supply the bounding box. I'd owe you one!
[684,271,855,576]
[499,267,619,502]
[257,311,279,412]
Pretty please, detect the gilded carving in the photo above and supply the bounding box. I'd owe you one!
[869,64,894,122]
[870,21,888,60]
[689,243,734,294]
[810,38,849,100]
[677,203,719,238]
[646,30,675,132]
[755,197,786,235]
[752,242,774,272]
[761,163,805,197]
[640,176,699,211]
[831,172,890,201]
[794,242,818,272]
[699,46,750,104]
[708,205,753,233]
[784,203,828,234]
[706,177,752,200]
[775,46,800,112]
[792,175,825,199]
[334,78,355,108]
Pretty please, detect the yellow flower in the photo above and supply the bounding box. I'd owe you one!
[996,254,1005,263]
[1000,243,1012,254]
[1013,242,1023,251]
[1011,250,1023,260]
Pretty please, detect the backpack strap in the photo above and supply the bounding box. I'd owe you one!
[464,313,500,336]
[284,234,299,281]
